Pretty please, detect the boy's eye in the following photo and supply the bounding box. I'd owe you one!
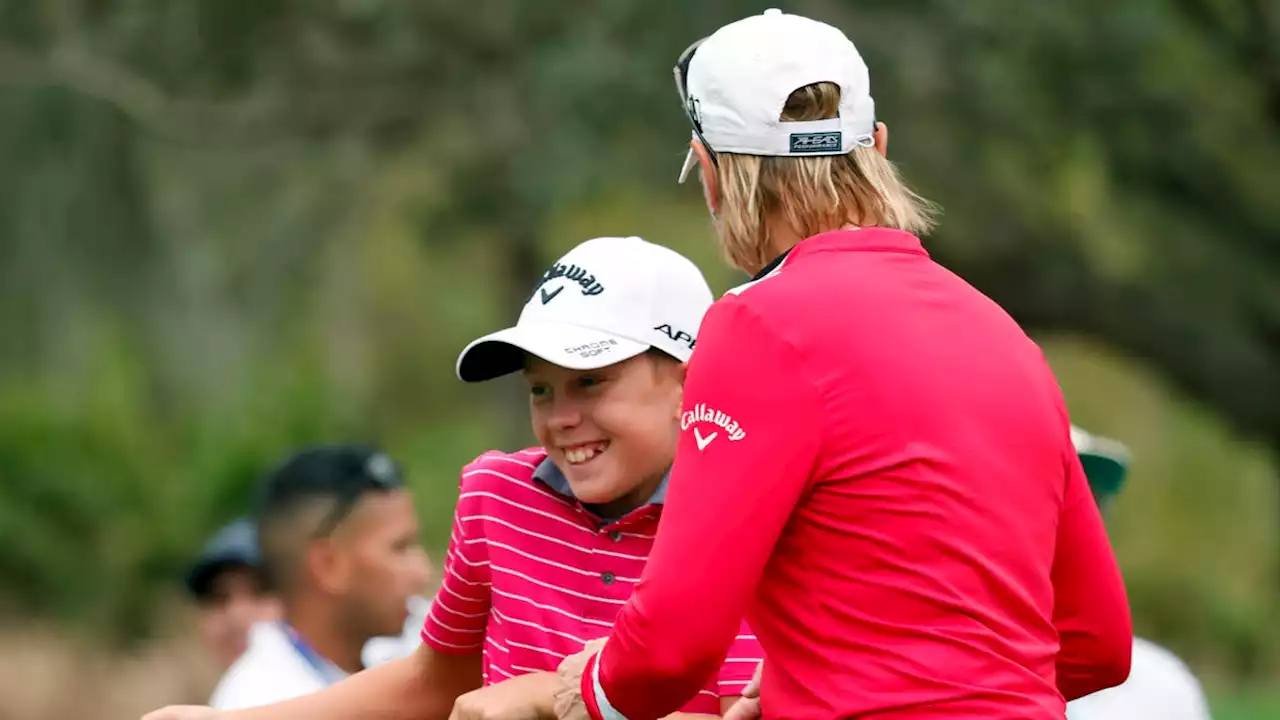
[529,384,550,398]
[576,375,602,389]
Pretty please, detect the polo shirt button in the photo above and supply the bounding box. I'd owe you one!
[608,531,622,542]
[601,571,616,585]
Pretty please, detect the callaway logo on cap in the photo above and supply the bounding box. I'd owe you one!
[455,236,714,383]
[676,8,877,183]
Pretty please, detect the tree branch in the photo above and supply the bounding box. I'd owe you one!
[0,40,436,148]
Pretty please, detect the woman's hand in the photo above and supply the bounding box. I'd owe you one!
[552,638,608,720]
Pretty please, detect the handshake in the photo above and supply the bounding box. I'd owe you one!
[140,640,764,720]
[457,640,762,720]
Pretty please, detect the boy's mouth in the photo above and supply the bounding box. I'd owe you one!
[563,440,610,465]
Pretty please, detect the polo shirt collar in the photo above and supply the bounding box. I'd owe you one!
[752,247,793,281]
[754,228,927,279]
[532,457,669,507]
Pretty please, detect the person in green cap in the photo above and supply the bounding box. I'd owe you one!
[1068,426,1132,512]
[1066,426,1213,720]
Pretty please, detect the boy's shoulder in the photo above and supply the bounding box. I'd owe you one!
[454,448,574,530]
[458,446,549,493]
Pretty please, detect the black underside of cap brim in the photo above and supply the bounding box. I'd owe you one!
[459,341,528,383]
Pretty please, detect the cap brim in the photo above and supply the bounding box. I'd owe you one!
[1071,426,1131,498]
[1079,452,1129,498]
[456,322,649,382]
[185,557,255,598]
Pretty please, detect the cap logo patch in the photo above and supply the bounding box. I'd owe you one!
[655,323,696,350]
[533,262,605,304]
[789,131,842,153]
[687,96,705,127]
[566,339,618,360]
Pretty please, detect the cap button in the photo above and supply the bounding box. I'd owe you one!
[764,8,782,15]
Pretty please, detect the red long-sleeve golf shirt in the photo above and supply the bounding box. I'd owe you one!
[583,229,1132,719]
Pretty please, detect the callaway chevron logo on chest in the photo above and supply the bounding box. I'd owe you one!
[680,403,746,441]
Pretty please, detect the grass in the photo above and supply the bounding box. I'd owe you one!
[1211,690,1280,720]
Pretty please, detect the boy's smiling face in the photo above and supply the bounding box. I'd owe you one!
[524,352,685,518]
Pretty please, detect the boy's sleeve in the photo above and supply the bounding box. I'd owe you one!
[717,623,764,699]
[421,472,492,654]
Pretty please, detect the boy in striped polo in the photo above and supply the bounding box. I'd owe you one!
[440,236,760,718]
[139,236,759,720]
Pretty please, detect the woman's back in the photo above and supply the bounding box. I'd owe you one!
[741,228,1069,716]
[642,227,1129,718]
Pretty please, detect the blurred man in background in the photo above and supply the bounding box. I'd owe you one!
[184,517,282,671]
[1066,426,1213,720]
[208,444,432,710]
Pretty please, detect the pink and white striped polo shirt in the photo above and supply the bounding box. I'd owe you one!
[421,447,761,713]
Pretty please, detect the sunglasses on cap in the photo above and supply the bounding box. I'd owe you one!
[311,452,404,539]
[672,37,718,169]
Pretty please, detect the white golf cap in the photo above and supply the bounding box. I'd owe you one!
[677,8,876,183]
[456,236,714,382]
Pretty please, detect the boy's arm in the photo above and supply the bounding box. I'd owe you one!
[141,645,482,720]
[237,645,480,720]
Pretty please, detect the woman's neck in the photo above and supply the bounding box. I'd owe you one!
[757,221,862,275]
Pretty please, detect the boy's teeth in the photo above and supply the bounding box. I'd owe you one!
[566,443,606,464]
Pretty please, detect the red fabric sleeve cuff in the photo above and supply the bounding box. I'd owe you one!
[581,651,607,720]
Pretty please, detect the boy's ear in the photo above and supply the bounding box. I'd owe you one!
[673,362,689,420]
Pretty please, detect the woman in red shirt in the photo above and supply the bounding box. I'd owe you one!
[551,9,1132,720]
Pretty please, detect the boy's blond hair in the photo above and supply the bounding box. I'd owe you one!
[712,82,939,274]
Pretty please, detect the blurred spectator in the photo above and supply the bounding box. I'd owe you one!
[208,444,432,710]
[1066,426,1213,720]
[184,518,282,671]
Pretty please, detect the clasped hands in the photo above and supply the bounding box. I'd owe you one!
[451,638,763,720]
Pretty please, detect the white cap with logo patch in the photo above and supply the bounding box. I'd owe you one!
[456,236,714,382]
[676,8,876,183]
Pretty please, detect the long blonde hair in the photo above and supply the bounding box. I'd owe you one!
[713,82,939,274]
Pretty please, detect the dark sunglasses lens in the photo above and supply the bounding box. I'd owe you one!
[365,453,401,488]
[314,456,402,536]
[673,38,704,102]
